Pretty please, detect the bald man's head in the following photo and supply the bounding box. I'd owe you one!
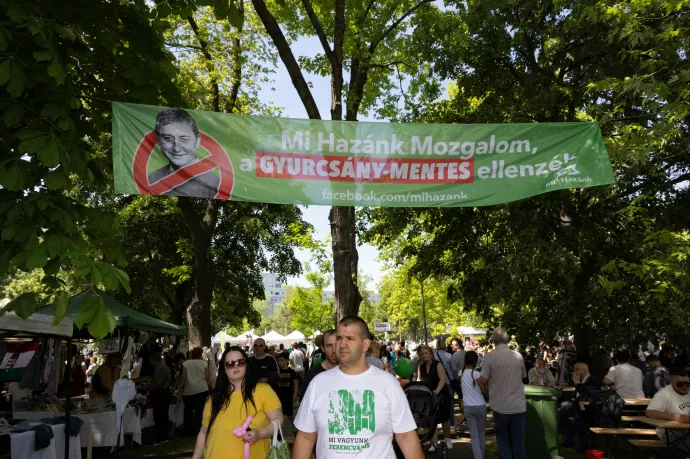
[574,362,590,381]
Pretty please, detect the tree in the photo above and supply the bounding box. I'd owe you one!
[285,271,334,337]
[120,5,309,347]
[377,258,485,341]
[246,0,437,321]
[0,0,182,337]
[362,0,690,374]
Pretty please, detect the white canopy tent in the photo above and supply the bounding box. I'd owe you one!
[261,330,289,345]
[457,326,489,338]
[212,330,237,345]
[233,328,258,344]
[0,310,73,338]
[285,330,305,341]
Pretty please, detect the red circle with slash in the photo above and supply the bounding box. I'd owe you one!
[132,131,234,200]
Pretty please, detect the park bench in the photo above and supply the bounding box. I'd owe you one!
[629,439,666,448]
[589,427,658,458]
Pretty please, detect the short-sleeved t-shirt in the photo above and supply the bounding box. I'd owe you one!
[294,366,417,458]
[290,349,305,373]
[248,355,279,389]
[605,363,645,399]
[202,383,282,459]
[480,344,527,414]
[277,368,298,405]
[460,369,484,407]
[647,385,690,439]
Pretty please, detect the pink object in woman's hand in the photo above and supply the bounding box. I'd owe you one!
[232,416,253,459]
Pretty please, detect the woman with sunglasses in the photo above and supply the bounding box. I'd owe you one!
[192,346,284,459]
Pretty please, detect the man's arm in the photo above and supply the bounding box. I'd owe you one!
[292,430,318,459]
[394,430,424,459]
[646,409,690,423]
[603,367,615,386]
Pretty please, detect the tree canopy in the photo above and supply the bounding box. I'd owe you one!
[362,0,690,369]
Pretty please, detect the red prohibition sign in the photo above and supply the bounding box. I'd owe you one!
[132,131,234,200]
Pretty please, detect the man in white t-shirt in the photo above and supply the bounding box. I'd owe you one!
[646,367,690,450]
[293,316,423,459]
[603,349,645,399]
[290,342,306,380]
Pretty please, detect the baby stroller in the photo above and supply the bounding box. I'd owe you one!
[394,382,446,458]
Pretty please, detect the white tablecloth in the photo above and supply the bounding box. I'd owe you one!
[11,424,81,459]
[13,400,184,448]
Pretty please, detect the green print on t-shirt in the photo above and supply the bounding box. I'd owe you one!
[328,389,376,435]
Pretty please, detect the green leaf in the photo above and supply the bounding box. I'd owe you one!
[33,50,53,62]
[96,263,120,290]
[0,26,11,51]
[57,117,70,132]
[7,61,24,97]
[43,257,61,275]
[21,200,34,217]
[47,58,66,85]
[0,249,11,276]
[38,137,61,167]
[0,161,23,191]
[74,291,115,339]
[227,2,244,29]
[56,26,76,41]
[0,59,10,85]
[1,224,17,241]
[213,0,230,20]
[3,103,24,127]
[26,247,48,270]
[44,170,66,190]
[5,293,39,320]
[113,267,131,293]
[74,262,91,278]
[88,306,116,339]
[53,291,69,326]
[74,291,101,329]
[41,275,61,289]
[90,263,103,284]
[19,133,51,154]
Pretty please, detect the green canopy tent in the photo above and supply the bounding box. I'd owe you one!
[37,288,187,338]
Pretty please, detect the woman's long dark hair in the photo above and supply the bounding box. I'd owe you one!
[206,346,257,436]
[462,351,479,386]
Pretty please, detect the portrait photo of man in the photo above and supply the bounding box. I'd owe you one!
[148,108,220,198]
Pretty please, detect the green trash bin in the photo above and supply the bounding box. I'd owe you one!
[524,385,560,459]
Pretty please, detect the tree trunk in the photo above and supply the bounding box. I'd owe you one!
[330,206,362,322]
[176,12,244,348]
[178,199,219,347]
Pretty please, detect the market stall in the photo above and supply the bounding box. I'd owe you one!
[0,309,80,459]
[22,289,189,451]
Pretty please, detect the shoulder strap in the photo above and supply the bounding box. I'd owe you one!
[434,350,453,381]
[271,419,284,446]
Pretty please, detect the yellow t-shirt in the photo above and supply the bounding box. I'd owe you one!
[202,383,282,459]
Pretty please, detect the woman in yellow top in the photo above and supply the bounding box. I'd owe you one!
[192,346,283,459]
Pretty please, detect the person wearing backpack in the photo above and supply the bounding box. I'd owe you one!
[604,349,645,399]
[643,354,670,398]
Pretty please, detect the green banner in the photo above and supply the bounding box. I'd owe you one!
[112,102,613,207]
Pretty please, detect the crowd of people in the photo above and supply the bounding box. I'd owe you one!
[68,323,690,458]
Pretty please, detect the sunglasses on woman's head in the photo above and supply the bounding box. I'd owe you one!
[224,358,246,369]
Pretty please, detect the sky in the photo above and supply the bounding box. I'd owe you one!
[255,37,384,289]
